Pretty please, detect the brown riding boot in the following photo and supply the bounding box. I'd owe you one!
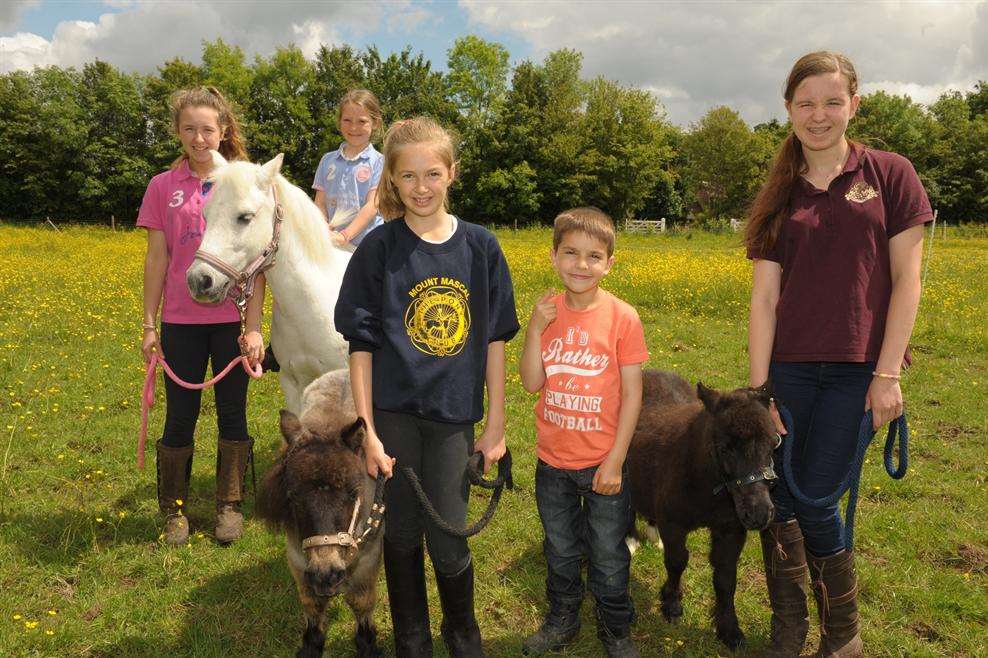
[215,438,253,544]
[809,550,862,658]
[155,440,193,545]
[760,519,810,657]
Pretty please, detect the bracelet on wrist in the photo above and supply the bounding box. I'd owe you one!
[142,323,157,332]
[872,371,901,381]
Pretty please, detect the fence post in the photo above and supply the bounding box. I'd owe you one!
[111,214,116,231]
[660,217,667,233]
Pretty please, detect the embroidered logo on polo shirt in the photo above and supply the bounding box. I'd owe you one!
[845,182,879,203]
[355,164,372,183]
[405,277,471,357]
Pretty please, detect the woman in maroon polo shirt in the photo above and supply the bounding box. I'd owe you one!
[746,52,931,658]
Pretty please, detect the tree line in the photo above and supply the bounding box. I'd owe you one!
[1,36,985,226]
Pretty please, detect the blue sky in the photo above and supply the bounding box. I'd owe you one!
[2,1,985,125]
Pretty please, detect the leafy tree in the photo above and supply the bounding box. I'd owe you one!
[362,46,457,127]
[247,46,317,183]
[578,78,676,221]
[967,81,988,118]
[849,91,936,169]
[681,106,774,220]
[201,39,254,108]
[143,57,204,169]
[78,60,152,220]
[928,91,988,221]
[446,36,510,127]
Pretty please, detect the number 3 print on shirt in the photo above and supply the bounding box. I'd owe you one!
[169,190,184,208]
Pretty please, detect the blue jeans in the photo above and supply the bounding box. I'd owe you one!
[769,362,874,558]
[535,459,634,633]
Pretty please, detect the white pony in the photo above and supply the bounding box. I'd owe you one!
[186,152,351,414]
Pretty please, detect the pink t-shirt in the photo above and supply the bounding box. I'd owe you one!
[136,160,239,324]
[535,291,649,470]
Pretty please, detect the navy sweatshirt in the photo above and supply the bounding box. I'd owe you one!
[334,217,519,424]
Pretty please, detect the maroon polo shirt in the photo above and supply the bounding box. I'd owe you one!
[748,146,932,363]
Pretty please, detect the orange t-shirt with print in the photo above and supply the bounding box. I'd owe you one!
[535,291,649,470]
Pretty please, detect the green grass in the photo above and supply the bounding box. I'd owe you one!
[0,225,985,657]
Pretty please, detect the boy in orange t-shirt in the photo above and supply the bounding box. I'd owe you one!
[519,208,648,658]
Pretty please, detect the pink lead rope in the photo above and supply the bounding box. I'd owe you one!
[137,348,263,469]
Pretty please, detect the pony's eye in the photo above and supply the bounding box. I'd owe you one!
[237,212,255,224]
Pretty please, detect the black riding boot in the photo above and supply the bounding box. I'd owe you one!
[383,541,433,658]
[435,558,486,658]
[522,598,581,655]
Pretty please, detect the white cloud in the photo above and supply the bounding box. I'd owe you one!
[460,0,988,125]
[0,31,57,70]
[0,1,39,32]
[0,0,429,75]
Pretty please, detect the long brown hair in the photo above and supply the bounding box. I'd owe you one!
[745,51,859,254]
[169,86,248,168]
[376,117,457,221]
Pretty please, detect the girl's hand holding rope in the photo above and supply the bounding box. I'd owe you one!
[474,425,506,474]
[866,376,903,430]
[364,430,395,479]
[141,328,162,364]
[239,330,265,369]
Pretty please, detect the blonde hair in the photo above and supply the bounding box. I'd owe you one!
[338,89,383,138]
[169,86,248,168]
[746,51,859,254]
[376,117,457,221]
[553,207,616,257]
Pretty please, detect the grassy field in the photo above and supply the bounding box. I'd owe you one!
[0,224,985,657]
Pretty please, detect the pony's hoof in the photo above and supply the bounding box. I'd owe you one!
[660,600,683,622]
[296,646,323,658]
[716,627,746,651]
[356,645,381,658]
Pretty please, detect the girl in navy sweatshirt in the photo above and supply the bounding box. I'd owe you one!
[334,117,518,658]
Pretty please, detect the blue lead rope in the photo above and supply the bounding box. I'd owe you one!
[777,407,908,550]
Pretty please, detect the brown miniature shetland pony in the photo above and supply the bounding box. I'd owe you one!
[256,370,384,658]
[627,370,778,651]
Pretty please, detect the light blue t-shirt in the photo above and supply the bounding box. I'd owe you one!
[312,142,384,245]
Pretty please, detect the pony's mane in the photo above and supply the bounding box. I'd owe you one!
[272,174,336,267]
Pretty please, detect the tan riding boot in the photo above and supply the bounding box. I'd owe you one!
[809,550,862,658]
[215,438,253,544]
[760,520,810,657]
[155,440,193,545]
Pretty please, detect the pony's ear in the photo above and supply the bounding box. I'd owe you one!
[749,382,773,409]
[259,153,284,188]
[697,382,721,412]
[280,409,303,446]
[340,417,366,454]
[210,150,228,169]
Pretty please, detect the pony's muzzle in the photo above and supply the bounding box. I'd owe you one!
[186,262,230,304]
[305,565,346,597]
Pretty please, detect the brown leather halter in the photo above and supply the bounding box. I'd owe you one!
[193,179,284,323]
[300,474,387,557]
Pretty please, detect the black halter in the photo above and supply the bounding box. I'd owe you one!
[711,433,781,495]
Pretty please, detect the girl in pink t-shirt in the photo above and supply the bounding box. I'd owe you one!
[138,87,265,547]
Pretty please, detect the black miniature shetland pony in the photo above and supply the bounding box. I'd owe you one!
[627,370,778,650]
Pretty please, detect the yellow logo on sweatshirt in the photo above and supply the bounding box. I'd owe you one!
[405,277,471,357]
